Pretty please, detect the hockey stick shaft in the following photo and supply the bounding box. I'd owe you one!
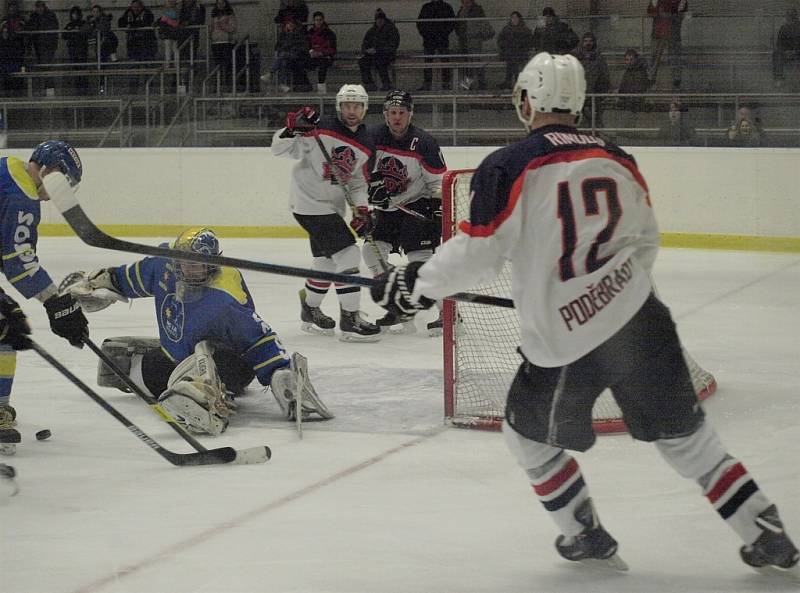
[84,338,209,453]
[311,133,390,273]
[28,339,245,466]
[49,180,513,309]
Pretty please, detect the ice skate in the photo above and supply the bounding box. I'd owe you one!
[0,405,20,456]
[270,352,333,422]
[339,309,381,343]
[376,310,416,335]
[0,463,18,497]
[555,498,629,572]
[299,289,335,336]
[427,310,444,337]
[740,505,799,580]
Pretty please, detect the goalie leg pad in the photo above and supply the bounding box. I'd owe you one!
[158,379,230,436]
[97,337,162,393]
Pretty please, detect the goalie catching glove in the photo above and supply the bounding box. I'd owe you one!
[281,106,319,138]
[0,293,31,351]
[59,269,128,313]
[370,261,435,318]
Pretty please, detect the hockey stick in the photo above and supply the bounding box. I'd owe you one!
[29,340,271,466]
[44,172,513,309]
[311,132,391,273]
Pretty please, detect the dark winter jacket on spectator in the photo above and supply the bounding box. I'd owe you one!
[87,7,118,61]
[63,6,90,62]
[26,3,59,62]
[178,0,206,52]
[117,2,157,60]
[570,32,610,94]
[0,7,26,69]
[497,16,534,62]
[274,0,308,25]
[455,1,494,53]
[276,22,308,62]
[361,14,400,59]
[617,50,653,112]
[532,16,578,54]
[417,0,456,50]
[777,11,800,51]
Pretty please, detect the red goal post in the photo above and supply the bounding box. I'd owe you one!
[440,169,716,433]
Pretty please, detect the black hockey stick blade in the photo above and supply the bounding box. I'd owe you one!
[29,340,269,466]
[48,174,513,309]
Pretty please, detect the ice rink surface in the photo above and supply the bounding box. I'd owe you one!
[2,237,799,593]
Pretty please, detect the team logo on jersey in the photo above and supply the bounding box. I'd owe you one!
[323,145,357,185]
[160,293,185,342]
[377,156,410,195]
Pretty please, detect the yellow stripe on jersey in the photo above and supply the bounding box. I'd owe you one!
[209,267,248,304]
[7,157,39,200]
[125,264,143,296]
[253,353,286,371]
[2,247,35,261]
[133,261,151,296]
[0,351,17,378]
[246,334,276,351]
[8,267,37,285]
[160,346,176,362]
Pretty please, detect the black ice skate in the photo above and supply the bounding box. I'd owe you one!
[555,498,629,572]
[376,310,416,335]
[0,404,20,456]
[427,310,444,337]
[299,289,335,336]
[740,505,800,580]
[339,309,381,343]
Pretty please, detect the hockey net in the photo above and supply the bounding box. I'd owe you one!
[441,169,717,433]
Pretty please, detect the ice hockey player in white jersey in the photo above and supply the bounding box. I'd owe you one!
[371,53,799,576]
[366,90,447,336]
[271,83,381,342]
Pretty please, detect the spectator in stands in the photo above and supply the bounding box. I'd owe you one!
[417,0,456,91]
[156,0,181,67]
[272,16,311,93]
[179,0,206,60]
[647,0,687,90]
[274,0,308,27]
[26,0,59,65]
[497,11,534,89]
[772,8,800,86]
[87,5,118,62]
[306,11,336,94]
[727,106,763,147]
[0,2,27,96]
[532,7,578,55]
[455,0,494,91]
[118,0,157,62]
[617,48,653,113]
[658,99,694,146]
[571,32,610,128]
[63,6,90,95]
[359,8,400,92]
[210,0,236,86]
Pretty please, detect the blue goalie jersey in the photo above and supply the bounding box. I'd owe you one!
[111,255,290,386]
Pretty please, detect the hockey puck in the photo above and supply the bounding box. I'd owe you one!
[35,429,52,441]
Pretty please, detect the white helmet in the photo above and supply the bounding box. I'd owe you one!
[336,84,369,120]
[512,53,586,129]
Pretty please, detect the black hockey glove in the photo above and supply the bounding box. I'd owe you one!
[349,205,375,238]
[370,261,436,318]
[368,173,390,209]
[0,293,32,351]
[282,106,319,137]
[43,293,88,348]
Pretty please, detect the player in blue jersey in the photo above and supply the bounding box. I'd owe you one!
[62,226,332,435]
[371,53,798,576]
[366,90,447,336]
[0,140,90,455]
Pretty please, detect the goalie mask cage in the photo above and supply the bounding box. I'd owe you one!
[441,169,716,433]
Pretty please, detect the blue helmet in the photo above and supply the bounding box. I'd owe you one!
[30,140,83,187]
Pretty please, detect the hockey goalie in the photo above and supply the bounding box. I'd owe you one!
[61,226,333,435]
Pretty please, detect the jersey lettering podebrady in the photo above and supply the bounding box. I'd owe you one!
[110,254,289,385]
[0,157,54,299]
[416,124,660,367]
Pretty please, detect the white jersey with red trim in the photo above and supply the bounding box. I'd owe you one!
[271,117,373,217]
[414,124,660,367]
[368,123,447,211]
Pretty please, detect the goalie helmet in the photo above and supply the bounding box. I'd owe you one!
[30,140,83,187]
[336,84,369,121]
[172,226,220,286]
[512,53,586,129]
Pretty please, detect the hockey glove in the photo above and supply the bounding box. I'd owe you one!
[367,173,390,209]
[43,293,88,348]
[370,261,436,318]
[349,205,375,238]
[0,293,32,351]
[58,269,128,313]
[283,106,319,137]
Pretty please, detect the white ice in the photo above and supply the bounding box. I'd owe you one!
[2,237,798,593]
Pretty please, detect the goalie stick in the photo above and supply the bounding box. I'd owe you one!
[29,339,271,466]
[44,171,513,309]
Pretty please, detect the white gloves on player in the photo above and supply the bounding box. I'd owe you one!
[370,261,435,318]
[59,269,128,313]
